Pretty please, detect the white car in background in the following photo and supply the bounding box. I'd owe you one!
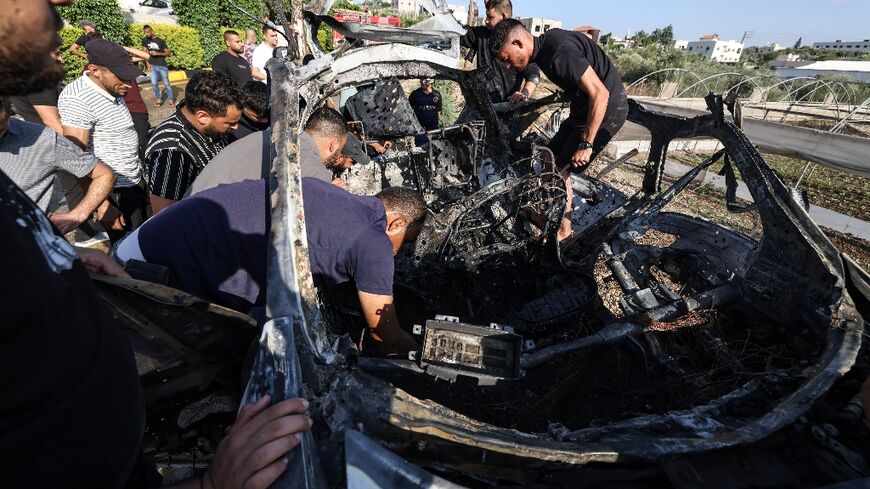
[118,0,178,25]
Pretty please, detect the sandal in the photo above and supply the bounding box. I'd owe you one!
[154,102,162,107]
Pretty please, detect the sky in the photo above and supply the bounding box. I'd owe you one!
[502,0,870,47]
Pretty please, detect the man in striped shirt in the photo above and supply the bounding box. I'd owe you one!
[59,39,148,241]
[146,71,243,213]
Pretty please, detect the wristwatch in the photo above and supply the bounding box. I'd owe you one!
[577,140,593,150]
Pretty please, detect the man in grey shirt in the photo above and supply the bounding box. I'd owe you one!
[0,96,115,234]
[185,107,360,196]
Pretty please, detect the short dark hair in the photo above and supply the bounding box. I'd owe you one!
[490,18,525,57]
[262,25,277,35]
[0,96,11,114]
[143,24,152,30]
[377,187,427,226]
[304,106,347,141]
[242,81,269,118]
[485,0,512,17]
[185,71,244,117]
[223,30,240,41]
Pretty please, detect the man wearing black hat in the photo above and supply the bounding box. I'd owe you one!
[59,38,149,242]
[68,19,97,60]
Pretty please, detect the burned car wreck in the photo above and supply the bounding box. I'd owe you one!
[93,2,870,488]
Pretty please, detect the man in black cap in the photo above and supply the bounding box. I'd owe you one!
[68,19,97,60]
[59,38,149,242]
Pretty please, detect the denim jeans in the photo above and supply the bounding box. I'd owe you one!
[150,65,173,103]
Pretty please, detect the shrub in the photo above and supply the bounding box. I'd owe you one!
[129,23,205,70]
[58,0,130,45]
[60,27,88,82]
[173,0,265,65]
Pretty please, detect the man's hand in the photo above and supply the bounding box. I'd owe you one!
[50,210,88,235]
[202,396,312,489]
[507,90,529,103]
[75,247,129,278]
[96,201,126,232]
[570,147,593,170]
[331,177,346,188]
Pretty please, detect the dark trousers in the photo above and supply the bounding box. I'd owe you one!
[107,184,150,244]
[131,111,150,162]
[549,90,629,171]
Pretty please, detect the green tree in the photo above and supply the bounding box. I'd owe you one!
[600,32,613,46]
[174,0,266,64]
[794,37,802,49]
[57,0,130,45]
[650,25,674,47]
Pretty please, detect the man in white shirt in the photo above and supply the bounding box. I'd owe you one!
[251,24,280,83]
[58,39,148,242]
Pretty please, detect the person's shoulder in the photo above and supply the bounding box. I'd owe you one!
[58,76,88,99]
[7,117,50,140]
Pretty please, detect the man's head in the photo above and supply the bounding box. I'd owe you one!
[143,25,154,39]
[304,106,348,170]
[184,71,244,139]
[484,0,512,29]
[80,19,96,33]
[262,26,279,48]
[376,187,426,255]
[224,30,244,55]
[0,0,68,96]
[490,18,534,71]
[245,28,257,43]
[421,78,434,90]
[0,96,12,138]
[86,39,145,97]
[241,80,269,124]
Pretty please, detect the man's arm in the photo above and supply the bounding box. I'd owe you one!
[252,67,267,81]
[571,66,610,169]
[62,125,91,150]
[34,105,62,134]
[68,43,88,60]
[123,46,150,62]
[50,161,115,234]
[358,291,420,354]
[150,194,176,214]
[508,64,541,103]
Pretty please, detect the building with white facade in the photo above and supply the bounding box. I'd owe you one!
[812,40,870,53]
[674,40,689,50]
[392,0,419,15]
[517,17,562,35]
[685,35,744,63]
[759,42,786,53]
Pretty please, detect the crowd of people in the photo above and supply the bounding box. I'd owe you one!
[0,0,636,487]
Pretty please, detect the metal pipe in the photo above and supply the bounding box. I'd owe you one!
[521,322,644,368]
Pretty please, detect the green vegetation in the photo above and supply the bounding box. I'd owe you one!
[59,27,88,82]
[129,23,206,70]
[172,0,264,64]
[435,80,458,126]
[58,0,130,45]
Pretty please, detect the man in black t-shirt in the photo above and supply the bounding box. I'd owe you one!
[491,19,629,171]
[10,83,63,132]
[142,24,174,106]
[68,19,97,60]
[408,78,442,146]
[212,30,254,88]
[460,0,540,105]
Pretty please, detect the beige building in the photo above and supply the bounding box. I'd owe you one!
[517,17,562,35]
[685,34,744,63]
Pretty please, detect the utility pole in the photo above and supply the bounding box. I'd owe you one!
[740,31,754,45]
[467,0,475,27]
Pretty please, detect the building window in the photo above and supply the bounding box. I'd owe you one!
[706,46,710,51]
[544,24,550,31]
[535,25,541,33]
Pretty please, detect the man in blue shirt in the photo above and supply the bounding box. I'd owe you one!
[115,178,426,354]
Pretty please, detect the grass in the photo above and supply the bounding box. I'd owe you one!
[670,152,870,222]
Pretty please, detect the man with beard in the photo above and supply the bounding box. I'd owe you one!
[211,30,253,88]
[146,70,242,214]
[299,106,349,183]
[59,39,148,242]
[1,2,312,488]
